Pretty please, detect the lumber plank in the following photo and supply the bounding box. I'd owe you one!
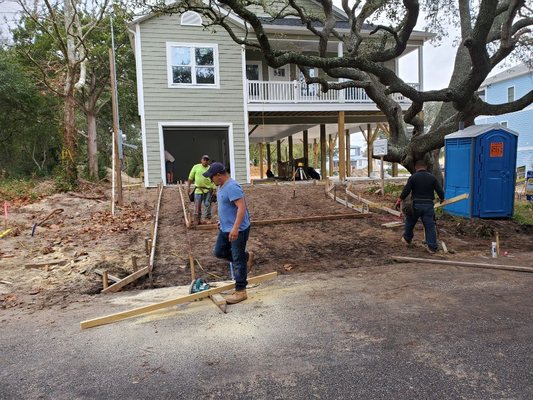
[391,256,533,273]
[194,213,370,230]
[345,189,401,217]
[381,221,404,228]
[81,272,278,329]
[209,294,227,313]
[434,193,469,209]
[101,266,150,293]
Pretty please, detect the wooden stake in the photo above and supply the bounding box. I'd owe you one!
[380,156,385,196]
[132,256,138,272]
[81,272,278,329]
[209,294,227,313]
[495,232,500,256]
[102,271,109,289]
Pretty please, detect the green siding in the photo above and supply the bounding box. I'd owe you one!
[139,14,247,186]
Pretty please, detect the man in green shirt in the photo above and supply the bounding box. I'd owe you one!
[187,155,216,224]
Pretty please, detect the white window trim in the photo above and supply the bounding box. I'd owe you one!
[246,61,263,81]
[507,85,515,102]
[180,11,202,26]
[166,42,220,89]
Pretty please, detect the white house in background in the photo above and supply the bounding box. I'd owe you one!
[129,1,434,187]
[476,63,533,169]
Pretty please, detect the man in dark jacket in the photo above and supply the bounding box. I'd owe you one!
[395,160,445,254]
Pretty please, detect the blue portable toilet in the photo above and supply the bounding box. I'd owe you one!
[444,124,518,218]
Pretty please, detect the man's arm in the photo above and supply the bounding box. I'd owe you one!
[434,178,445,202]
[187,166,196,189]
[399,177,413,200]
[229,198,246,241]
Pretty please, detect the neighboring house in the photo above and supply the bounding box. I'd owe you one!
[130,2,433,187]
[476,63,533,170]
[333,145,368,169]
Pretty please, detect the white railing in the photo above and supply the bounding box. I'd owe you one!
[247,80,419,104]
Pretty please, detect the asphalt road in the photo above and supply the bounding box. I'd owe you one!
[1,263,532,399]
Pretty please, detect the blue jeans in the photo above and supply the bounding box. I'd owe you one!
[214,227,250,291]
[194,191,212,221]
[403,202,438,251]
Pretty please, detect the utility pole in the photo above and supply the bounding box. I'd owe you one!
[109,47,123,208]
[109,13,122,211]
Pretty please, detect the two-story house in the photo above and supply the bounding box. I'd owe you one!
[476,63,533,170]
[129,2,433,186]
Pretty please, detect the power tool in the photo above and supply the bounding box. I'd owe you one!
[189,278,210,294]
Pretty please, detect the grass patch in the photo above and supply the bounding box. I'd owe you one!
[364,183,403,197]
[513,199,533,225]
[0,178,57,203]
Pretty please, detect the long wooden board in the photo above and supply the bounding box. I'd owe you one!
[345,188,401,217]
[392,256,533,273]
[193,213,370,230]
[434,193,469,209]
[81,272,278,329]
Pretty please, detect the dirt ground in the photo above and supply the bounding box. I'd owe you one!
[1,180,532,311]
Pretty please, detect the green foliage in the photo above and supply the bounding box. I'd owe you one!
[0,178,57,201]
[513,200,533,226]
[365,183,403,196]
[0,47,61,178]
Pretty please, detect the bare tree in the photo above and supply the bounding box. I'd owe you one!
[148,0,532,177]
[16,0,110,186]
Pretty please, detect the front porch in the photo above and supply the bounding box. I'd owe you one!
[246,80,419,108]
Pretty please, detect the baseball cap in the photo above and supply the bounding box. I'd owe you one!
[201,154,210,160]
[203,162,226,178]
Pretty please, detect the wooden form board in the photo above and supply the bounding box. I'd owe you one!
[101,185,164,294]
[193,213,370,230]
[81,272,278,329]
[345,187,401,217]
[392,256,533,273]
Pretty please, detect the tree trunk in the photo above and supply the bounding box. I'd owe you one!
[87,111,98,178]
[63,72,78,187]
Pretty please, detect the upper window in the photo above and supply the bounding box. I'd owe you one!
[507,86,515,102]
[167,43,219,88]
[181,11,202,26]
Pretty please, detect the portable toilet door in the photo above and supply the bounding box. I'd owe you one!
[474,128,518,218]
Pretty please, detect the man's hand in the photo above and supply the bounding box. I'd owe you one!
[394,198,401,211]
[229,227,239,241]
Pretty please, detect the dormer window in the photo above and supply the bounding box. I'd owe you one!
[181,11,202,26]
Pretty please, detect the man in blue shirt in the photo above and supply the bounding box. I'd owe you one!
[203,162,254,304]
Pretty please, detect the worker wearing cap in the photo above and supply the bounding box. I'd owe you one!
[187,155,215,224]
[203,162,254,304]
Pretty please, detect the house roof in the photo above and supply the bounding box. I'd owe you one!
[446,123,519,139]
[130,3,434,41]
[480,63,532,88]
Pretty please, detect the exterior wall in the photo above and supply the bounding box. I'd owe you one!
[476,70,533,169]
[138,14,247,186]
[484,72,533,104]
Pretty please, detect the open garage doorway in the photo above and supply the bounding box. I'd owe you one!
[162,126,230,183]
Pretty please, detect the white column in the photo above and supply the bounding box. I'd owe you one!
[338,42,344,102]
[418,46,424,91]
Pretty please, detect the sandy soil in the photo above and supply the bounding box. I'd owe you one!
[1,181,532,310]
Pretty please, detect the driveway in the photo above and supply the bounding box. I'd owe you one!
[1,262,532,399]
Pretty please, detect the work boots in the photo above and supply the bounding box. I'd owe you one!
[224,290,247,304]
